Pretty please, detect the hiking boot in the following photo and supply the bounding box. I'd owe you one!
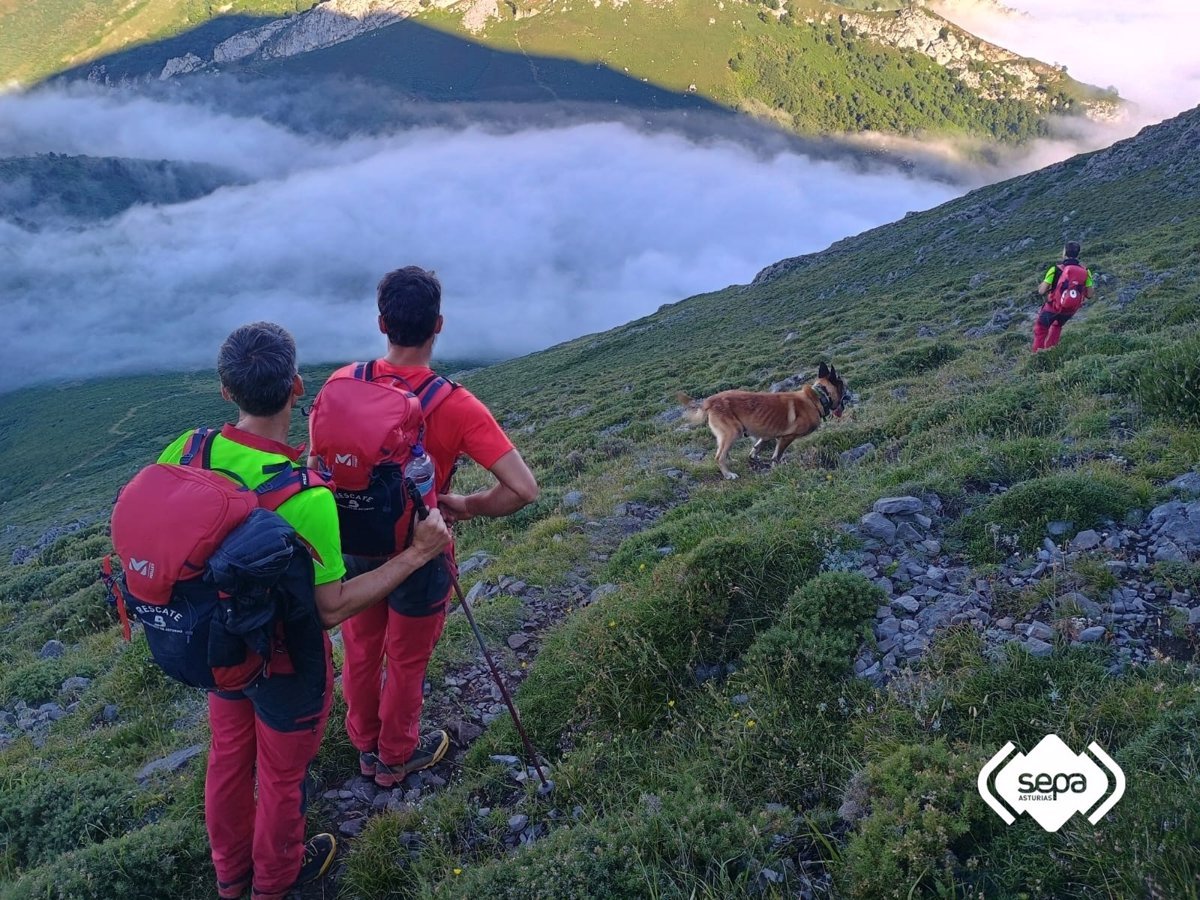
[374,730,450,788]
[296,833,338,886]
[358,750,379,778]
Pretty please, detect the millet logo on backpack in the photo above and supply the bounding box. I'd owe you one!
[335,453,359,467]
[129,558,156,578]
[978,734,1125,832]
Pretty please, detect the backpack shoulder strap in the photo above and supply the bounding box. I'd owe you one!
[254,463,331,512]
[413,373,459,416]
[180,427,218,468]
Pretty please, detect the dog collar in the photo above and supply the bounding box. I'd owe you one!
[812,383,834,418]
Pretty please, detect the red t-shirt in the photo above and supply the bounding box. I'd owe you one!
[327,361,515,492]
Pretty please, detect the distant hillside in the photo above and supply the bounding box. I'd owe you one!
[0,1,318,86]
[17,0,1118,145]
[0,154,239,228]
[0,96,1195,900]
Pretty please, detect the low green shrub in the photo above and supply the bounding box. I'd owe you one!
[862,341,962,385]
[0,769,141,872]
[1136,332,1200,425]
[0,658,96,706]
[837,742,993,899]
[476,529,822,754]
[741,573,882,696]
[949,471,1149,562]
[4,819,209,900]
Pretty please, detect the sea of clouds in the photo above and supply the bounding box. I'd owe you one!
[0,0,1196,392]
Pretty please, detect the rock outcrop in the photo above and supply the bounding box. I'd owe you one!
[838,6,1118,121]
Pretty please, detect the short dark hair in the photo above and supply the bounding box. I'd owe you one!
[378,266,441,347]
[1064,241,1081,259]
[217,322,297,417]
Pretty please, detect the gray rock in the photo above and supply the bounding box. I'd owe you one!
[588,584,619,605]
[731,694,750,707]
[1078,626,1107,643]
[490,754,521,766]
[895,523,924,544]
[860,512,896,545]
[1025,621,1055,641]
[339,818,366,837]
[38,640,65,660]
[562,491,584,509]
[508,814,529,834]
[457,552,493,576]
[1023,638,1054,658]
[1154,541,1187,563]
[137,744,205,782]
[1071,530,1102,551]
[464,580,488,605]
[839,443,875,467]
[1168,472,1200,497]
[1056,592,1102,618]
[891,596,920,616]
[60,676,92,695]
[1189,607,1200,627]
[38,702,66,721]
[1047,521,1073,537]
[873,496,922,516]
[507,633,531,650]
[101,704,119,723]
[876,618,901,640]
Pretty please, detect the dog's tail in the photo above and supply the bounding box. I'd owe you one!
[675,392,707,425]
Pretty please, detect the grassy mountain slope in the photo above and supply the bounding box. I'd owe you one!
[209,0,1116,144]
[0,0,316,85]
[1,108,1198,896]
[16,0,1115,146]
[0,154,239,228]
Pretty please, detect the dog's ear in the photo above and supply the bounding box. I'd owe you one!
[829,363,838,381]
[818,362,830,379]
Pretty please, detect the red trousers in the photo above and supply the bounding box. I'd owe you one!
[205,635,333,900]
[1032,308,1071,351]
[341,602,447,766]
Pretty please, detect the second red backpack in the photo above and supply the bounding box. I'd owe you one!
[308,362,455,558]
[1051,263,1088,315]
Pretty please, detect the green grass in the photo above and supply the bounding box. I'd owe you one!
[1,102,1198,897]
[0,0,317,85]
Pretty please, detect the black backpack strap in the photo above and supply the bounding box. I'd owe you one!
[180,427,217,468]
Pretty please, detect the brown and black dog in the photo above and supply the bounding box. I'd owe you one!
[677,363,849,480]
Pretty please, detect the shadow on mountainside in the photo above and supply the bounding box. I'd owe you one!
[49,12,727,116]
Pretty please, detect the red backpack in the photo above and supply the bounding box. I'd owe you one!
[108,428,327,691]
[307,362,457,558]
[1051,263,1088,315]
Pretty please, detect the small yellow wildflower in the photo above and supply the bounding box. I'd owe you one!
[639,562,646,570]
[667,699,675,708]
[453,868,463,876]
[747,719,757,729]
[608,619,616,627]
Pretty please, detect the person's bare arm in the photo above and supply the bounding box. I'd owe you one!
[438,449,538,523]
[313,511,451,628]
[1038,281,1051,296]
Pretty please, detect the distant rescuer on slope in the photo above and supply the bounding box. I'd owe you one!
[1032,240,1093,352]
[155,323,451,900]
[312,266,539,789]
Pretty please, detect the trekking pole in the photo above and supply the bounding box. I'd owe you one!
[406,483,550,790]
